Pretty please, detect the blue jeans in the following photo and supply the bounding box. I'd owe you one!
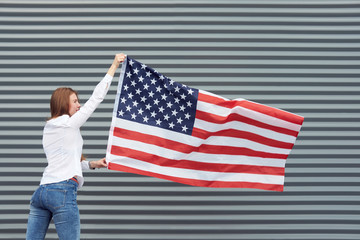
[26,180,80,240]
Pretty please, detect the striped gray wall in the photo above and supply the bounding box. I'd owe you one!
[1,0,359,239]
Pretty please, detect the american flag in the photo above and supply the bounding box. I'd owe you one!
[106,57,304,191]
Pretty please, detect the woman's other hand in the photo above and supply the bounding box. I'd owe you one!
[90,157,108,169]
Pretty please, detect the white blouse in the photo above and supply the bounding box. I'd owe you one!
[40,74,113,188]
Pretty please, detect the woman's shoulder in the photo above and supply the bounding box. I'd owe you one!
[46,114,70,126]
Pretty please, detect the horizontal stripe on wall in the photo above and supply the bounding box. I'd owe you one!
[0,0,359,239]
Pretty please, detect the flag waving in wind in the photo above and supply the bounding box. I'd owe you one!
[106,57,304,191]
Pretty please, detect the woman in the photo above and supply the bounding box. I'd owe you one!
[26,53,127,240]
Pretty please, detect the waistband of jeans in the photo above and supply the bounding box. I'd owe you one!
[69,176,79,185]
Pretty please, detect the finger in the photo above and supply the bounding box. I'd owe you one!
[101,158,108,167]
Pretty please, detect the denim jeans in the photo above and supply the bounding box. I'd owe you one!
[26,179,80,240]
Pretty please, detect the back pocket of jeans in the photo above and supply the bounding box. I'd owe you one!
[46,189,66,209]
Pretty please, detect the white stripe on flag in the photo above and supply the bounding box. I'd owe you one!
[197,99,302,132]
[193,118,296,144]
[113,118,292,154]
[108,157,285,185]
[108,132,287,167]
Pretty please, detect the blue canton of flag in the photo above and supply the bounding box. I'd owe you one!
[117,57,199,135]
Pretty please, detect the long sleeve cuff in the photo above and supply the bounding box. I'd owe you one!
[81,160,90,170]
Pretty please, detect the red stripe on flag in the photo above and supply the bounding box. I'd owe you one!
[195,110,299,137]
[108,162,284,191]
[192,127,294,149]
[113,127,289,159]
[198,92,304,125]
[110,146,285,175]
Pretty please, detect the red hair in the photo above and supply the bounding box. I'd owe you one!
[49,87,78,119]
